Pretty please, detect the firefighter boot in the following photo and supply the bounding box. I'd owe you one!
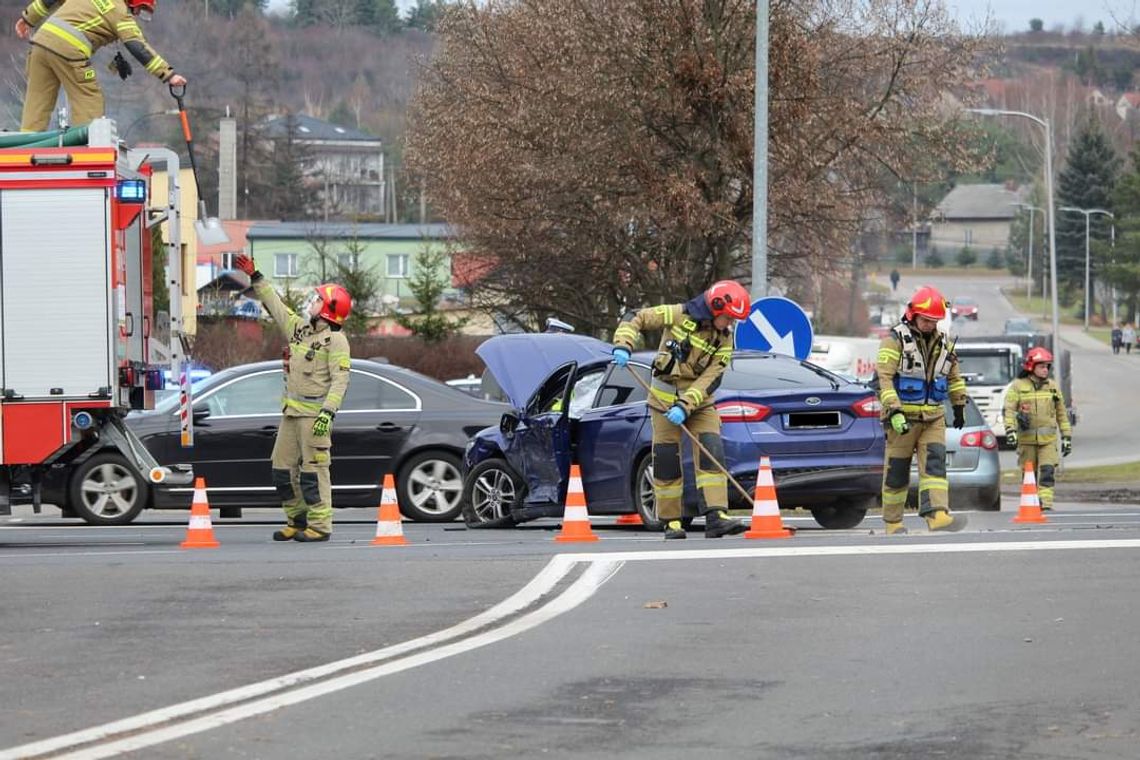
[705,510,746,538]
[273,517,307,542]
[884,521,908,536]
[925,510,967,532]
[293,527,331,543]
[663,520,687,540]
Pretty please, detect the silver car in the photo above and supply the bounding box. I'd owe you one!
[908,395,1001,512]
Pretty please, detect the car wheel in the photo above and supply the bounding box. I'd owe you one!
[68,452,147,526]
[983,492,1001,512]
[810,498,868,530]
[461,458,520,528]
[632,454,694,531]
[397,450,465,522]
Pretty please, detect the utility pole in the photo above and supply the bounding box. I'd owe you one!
[750,0,768,299]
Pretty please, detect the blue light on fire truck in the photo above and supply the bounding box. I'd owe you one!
[116,179,146,203]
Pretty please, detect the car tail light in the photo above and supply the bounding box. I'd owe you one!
[716,401,770,422]
[960,430,997,450]
[851,395,881,418]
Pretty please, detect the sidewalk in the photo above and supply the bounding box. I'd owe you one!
[1057,322,1109,351]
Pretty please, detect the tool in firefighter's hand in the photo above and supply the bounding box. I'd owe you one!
[621,365,756,510]
[611,347,631,368]
[170,83,229,246]
[109,51,132,80]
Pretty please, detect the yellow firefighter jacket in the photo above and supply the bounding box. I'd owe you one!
[22,0,174,81]
[1003,376,1071,444]
[612,304,733,414]
[876,323,968,422]
[252,280,351,418]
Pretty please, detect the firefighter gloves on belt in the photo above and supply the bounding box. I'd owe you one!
[665,405,687,425]
[109,52,132,80]
[312,409,334,437]
[952,405,965,430]
[233,253,262,282]
[612,347,631,368]
[889,411,910,435]
[1006,430,1018,447]
[1062,436,1072,457]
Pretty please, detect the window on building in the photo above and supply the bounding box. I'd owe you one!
[964,229,974,245]
[337,252,360,271]
[274,253,299,278]
[387,253,410,278]
[221,252,239,270]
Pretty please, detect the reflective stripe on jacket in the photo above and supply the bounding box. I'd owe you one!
[876,323,967,419]
[1002,376,1071,443]
[24,0,173,80]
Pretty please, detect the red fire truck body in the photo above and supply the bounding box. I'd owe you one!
[0,120,193,520]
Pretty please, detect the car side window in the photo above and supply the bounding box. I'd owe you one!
[340,371,418,411]
[202,371,283,417]
[566,369,605,418]
[594,364,650,408]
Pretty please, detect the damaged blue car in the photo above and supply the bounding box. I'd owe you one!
[460,333,885,531]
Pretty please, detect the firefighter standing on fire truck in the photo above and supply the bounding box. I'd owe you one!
[611,281,750,540]
[234,254,351,543]
[14,0,186,132]
[1003,346,1071,510]
[876,285,970,534]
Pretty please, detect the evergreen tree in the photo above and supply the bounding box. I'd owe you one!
[1056,118,1119,303]
[395,245,469,342]
[405,0,449,31]
[1107,145,1140,323]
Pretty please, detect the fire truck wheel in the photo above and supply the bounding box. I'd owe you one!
[68,453,148,526]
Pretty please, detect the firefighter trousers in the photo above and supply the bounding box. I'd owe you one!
[881,416,948,524]
[649,404,727,521]
[271,415,334,533]
[1017,441,1060,509]
[21,46,103,132]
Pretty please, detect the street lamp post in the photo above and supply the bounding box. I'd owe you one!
[1013,202,1044,300]
[1059,206,1113,331]
[966,108,1062,397]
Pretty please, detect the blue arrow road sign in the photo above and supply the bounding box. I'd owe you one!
[734,297,814,360]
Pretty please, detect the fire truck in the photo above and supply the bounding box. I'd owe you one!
[0,118,197,524]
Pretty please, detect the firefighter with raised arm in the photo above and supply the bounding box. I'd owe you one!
[876,285,969,534]
[233,254,351,543]
[14,0,187,132]
[1003,346,1071,510]
[611,281,750,540]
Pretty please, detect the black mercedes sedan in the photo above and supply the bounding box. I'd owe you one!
[43,360,508,525]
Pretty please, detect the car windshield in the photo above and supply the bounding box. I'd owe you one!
[1005,320,1034,333]
[719,355,845,391]
[954,297,976,306]
[957,353,1013,384]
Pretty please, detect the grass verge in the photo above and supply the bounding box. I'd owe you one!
[1001,460,1140,485]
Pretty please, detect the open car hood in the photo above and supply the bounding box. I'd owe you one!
[476,333,613,409]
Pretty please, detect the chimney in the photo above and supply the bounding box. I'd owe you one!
[218,113,237,220]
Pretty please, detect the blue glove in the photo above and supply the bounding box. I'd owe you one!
[665,405,687,425]
[612,347,631,367]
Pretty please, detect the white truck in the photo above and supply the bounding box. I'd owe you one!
[809,335,880,382]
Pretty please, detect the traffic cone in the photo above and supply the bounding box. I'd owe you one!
[615,513,644,526]
[1012,461,1048,524]
[180,477,219,549]
[371,474,409,546]
[744,456,792,539]
[555,464,599,543]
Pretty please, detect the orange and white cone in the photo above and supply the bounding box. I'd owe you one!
[615,513,644,526]
[555,464,599,543]
[744,456,792,539]
[371,473,409,546]
[180,477,220,549]
[1012,461,1048,524]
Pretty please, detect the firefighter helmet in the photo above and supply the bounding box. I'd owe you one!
[126,0,155,16]
[705,280,750,320]
[314,283,352,326]
[1023,346,1053,371]
[904,285,948,321]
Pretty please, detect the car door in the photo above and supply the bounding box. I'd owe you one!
[329,369,420,505]
[574,362,652,509]
[503,362,576,505]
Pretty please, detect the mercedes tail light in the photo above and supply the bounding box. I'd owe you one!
[851,395,881,418]
[960,430,997,450]
[716,401,770,423]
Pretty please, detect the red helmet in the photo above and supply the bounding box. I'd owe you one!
[1023,346,1053,371]
[904,285,948,321]
[314,283,352,326]
[126,0,155,16]
[705,280,750,320]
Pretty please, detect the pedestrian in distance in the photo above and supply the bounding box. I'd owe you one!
[1003,347,1071,510]
[1111,323,1123,355]
[1123,323,1136,355]
[889,268,900,292]
[15,0,186,132]
[875,285,969,534]
[611,281,751,540]
[233,254,352,543]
